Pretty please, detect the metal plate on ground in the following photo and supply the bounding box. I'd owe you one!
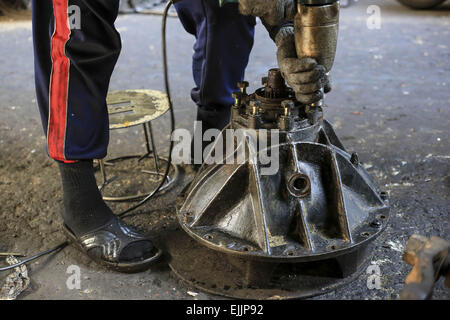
[106,89,169,129]
[166,229,372,300]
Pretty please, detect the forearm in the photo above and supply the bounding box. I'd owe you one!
[261,19,293,43]
[238,0,296,26]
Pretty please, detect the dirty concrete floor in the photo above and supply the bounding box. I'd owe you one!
[0,1,448,300]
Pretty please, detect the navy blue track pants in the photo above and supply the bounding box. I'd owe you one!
[32,0,256,162]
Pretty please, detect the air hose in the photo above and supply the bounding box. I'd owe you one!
[1,0,176,272]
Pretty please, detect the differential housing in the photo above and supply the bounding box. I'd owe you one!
[168,69,390,299]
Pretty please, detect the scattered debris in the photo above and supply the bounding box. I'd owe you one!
[384,182,415,189]
[384,240,405,253]
[371,259,391,266]
[0,256,30,300]
[363,163,373,170]
[391,167,400,176]
[187,291,198,297]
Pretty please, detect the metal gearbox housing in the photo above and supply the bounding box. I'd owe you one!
[169,69,390,299]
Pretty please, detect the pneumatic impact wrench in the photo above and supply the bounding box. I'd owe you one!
[294,0,340,123]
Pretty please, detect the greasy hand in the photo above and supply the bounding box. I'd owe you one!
[238,0,296,26]
[276,27,331,104]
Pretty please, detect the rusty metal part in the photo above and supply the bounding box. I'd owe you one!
[0,253,25,257]
[171,69,390,299]
[0,256,30,300]
[294,0,339,108]
[400,235,450,300]
[249,69,298,124]
[263,68,289,99]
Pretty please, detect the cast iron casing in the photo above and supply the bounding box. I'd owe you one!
[177,70,390,265]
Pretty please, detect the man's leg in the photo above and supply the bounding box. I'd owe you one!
[32,0,156,265]
[174,0,256,164]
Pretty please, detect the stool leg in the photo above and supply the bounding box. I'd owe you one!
[97,159,118,194]
[146,122,160,173]
[142,123,152,157]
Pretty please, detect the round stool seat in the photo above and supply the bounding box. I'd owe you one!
[97,89,178,202]
[106,89,169,129]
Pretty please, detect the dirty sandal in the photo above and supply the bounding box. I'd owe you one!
[63,217,162,273]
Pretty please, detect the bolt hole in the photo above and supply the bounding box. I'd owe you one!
[361,232,370,238]
[370,219,382,228]
[293,178,307,191]
[204,234,214,240]
[330,245,337,250]
[241,246,252,252]
[286,250,295,256]
[288,174,311,197]
[379,215,386,220]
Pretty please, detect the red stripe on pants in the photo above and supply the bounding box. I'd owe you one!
[48,0,74,163]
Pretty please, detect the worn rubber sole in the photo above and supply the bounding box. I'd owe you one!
[63,224,163,274]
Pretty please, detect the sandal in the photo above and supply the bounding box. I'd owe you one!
[63,217,162,273]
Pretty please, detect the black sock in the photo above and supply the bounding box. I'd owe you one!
[57,160,155,261]
[57,160,114,237]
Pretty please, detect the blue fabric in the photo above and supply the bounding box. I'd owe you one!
[174,0,256,112]
[32,0,121,161]
[32,0,255,160]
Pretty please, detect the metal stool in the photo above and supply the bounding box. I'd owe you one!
[97,89,178,202]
